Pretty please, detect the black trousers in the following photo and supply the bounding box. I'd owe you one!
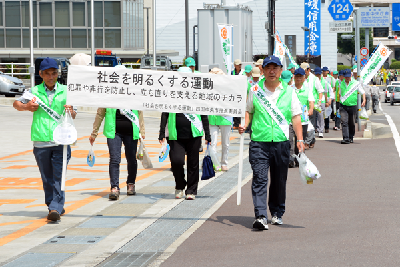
[168,137,201,195]
[335,102,341,128]
[340,105,357,141]
[249,141,290,219]
[372,95,379,112]
[233,117,241,127]
[310,109,318,130]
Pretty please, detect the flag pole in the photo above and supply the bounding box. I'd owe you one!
[237,117,245,205]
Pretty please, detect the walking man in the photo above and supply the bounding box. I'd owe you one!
[371,81,380,113]
[13,57,76,222]
[239,56,305,230]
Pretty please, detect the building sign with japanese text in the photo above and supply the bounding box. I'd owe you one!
[66,66,247,117]
[358,7,390,28]
[329,21,352,33]
[304,0,321,56]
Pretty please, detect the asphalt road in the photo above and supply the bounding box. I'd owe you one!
[161,96,400,267]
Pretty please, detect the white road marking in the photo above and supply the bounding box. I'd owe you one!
[379,102,400,157]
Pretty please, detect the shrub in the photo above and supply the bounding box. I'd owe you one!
[390,61,400,69]
[337,65,352,71]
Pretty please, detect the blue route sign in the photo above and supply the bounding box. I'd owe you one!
[360,58,368,67]
[328,0,354,21]
[393,3,400,32]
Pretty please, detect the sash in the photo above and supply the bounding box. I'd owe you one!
[222,116,234,124]
[292,84,309,123]
[184,113,204,133]
[341,83,361,103]
[120,109,140,130]
[252,85,290,139]
[22,91,61,122]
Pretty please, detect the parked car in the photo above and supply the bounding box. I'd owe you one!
[0,71,25,97]
[35,57,69,86]
[390,86,400,105]
[384,85,394,103]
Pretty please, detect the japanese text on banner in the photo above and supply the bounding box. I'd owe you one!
[66,66,247,117]
[360,43,392,85]
[304,0,321,56]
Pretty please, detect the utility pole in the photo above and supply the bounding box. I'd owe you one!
[185,0,189,58]
[268,0,275,56]
[144,7,150,56]
[355,9,361,131]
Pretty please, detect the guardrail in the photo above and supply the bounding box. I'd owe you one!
[0,63,30,77]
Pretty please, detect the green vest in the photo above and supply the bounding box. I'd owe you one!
[251,81,293,142]
[294,84,310,124]
[340,80,358,106]
[168,113,204,140]
[208,115,232,126]
[319,78,327,103]
[103,109,140,140]
[31,83,67,142]
[308,75,320,103]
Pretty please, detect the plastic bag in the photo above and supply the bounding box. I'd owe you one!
[159,141,170,162]
[87,145,95,167]
[201,147,215,180]
[307,121,314,132]
[360,107,369,120]
[141,145,153,169]
[314,104,322,113]
[325,106,332,118]
[137,139,144,160]
[208,145,221,171]
[53,110,77,145]
[293,153,321,184]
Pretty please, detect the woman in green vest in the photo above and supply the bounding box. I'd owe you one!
[90,108,145,200]
[159,112,211,200]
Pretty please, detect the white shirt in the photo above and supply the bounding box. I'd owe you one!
[307,73,324,94]
[320,78,335,100]
[291,83,315,102]
[246,82,302,118]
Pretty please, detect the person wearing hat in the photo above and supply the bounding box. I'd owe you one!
[185,57,200,73]
[338,69,366,144]
[319,67,335,133]
[13,57,76,222]
[248,67,261,92]
[244,65,253,80]
[281,70,293,85]
[370,81,380,113]
[232,59,242,75]
[332,71,339,80]
[313,67,330,137]
[238,56,305,230]
[333,70,345,130]
[287,63,296,74]
[300,62,324,138]
[288,67,314,166]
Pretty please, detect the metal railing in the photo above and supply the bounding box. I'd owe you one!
[0,63,31,77]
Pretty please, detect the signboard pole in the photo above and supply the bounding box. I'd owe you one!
[355,9,361,132]
[365,28,369,58]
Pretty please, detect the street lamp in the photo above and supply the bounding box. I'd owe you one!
[301,26,310,63]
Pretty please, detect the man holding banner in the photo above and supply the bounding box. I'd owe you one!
[239,56,305,230]
[13,57,76,222]
[339,69,366,144]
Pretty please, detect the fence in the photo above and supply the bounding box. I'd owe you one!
[0,63,31,78]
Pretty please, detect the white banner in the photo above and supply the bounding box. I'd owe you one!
[217,24,233,75]
[66,65,247,117]
[274,31,286,65]
[360,43,392,85]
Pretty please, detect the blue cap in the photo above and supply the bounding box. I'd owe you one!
[343,69,352,77]
[40,57,58,71]
[322,66,329,71]
[262,55,283,68]
[314,67,322,75]
[339,70,344,76]
[294,68,305,76]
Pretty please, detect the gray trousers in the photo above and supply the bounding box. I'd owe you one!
[365,95,371,111]
[372,95,379,112]
[317,104,326,134]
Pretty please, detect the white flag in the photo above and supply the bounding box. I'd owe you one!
[273,31,286,65]
[360,43,392,85]
[217,25,233,74]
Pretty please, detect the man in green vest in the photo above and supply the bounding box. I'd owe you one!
[338,69,366,144]
[333,70,345,130]
[13,57,76,222]
[238,56,305,230]
[231,59,242,75]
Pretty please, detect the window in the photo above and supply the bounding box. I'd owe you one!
[73,2,85,27]
[373,27,389,38]
[88,29,103,48]
[21,1,37,27]
[23,29,37,48]
[5,1,21,27]
[104,1,121,27]
[395,87,400,92]
[55,29,70,48]
[39,29,53,48]
[55,2,70,27]
[395,48,400,61]
[39,3,52,26]
[0,3,3,26]
[0,29,4,48]
[6,29,21,48]
[72,29,87,48]
[87,1,103,27]
[105,29,121,48]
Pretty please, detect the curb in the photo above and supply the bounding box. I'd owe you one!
[363,120,372,139]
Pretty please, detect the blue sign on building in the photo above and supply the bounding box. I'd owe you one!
[304,0,321,56]
[393,3,400,32]
[328,0,353,21]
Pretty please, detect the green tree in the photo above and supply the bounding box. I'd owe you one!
[337,28,374,58]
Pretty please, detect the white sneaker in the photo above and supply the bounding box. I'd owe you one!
[271,216,283,225]
[185,194,196,200]
[253,216,268,230]
[318,133,323,138]
[175,189,184,199]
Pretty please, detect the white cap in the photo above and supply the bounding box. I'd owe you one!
[252,67,261,77]
[234,59,242,65]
